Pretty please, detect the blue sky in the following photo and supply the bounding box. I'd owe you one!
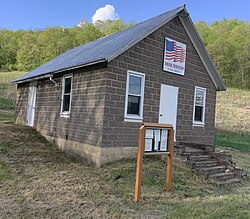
[1,0,250,30]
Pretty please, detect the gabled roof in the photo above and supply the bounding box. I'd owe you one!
[13,5,226,91]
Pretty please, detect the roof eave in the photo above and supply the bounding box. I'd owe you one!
[12,59,107,84]
[12,73,53,85]
[178,14,226,91]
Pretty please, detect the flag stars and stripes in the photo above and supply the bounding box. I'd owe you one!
[165,39,186,63]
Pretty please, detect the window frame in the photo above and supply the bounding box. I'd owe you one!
[124,70,145,122]
[60,75,73,118]
[192,86,206,126]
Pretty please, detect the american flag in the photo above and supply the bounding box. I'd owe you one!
[165,39,186,63]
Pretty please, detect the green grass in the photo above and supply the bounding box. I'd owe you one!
[0,121,249,218]
[215,88,250,150]
[0,98,16,110]
[0,110,15,124]
[0,71,24,109]
[0,160,11,181]
[215,130,250,150]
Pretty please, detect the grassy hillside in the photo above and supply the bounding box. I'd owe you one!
[215,88,250,150]
[0,71,24,109]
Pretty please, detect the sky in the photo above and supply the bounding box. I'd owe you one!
[1,0,250,30]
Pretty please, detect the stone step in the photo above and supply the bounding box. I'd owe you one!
[215,178,241,186]
[193,160,219,168]
[209,172,235,181]
[184,147,206,155]
[188,155,214,162]
[174,145,185,153]
[198,166,227,175]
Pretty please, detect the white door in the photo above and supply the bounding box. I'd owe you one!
[159,84,179,140]
[27,86,37,126]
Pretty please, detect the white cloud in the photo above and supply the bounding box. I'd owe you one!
[92,5,119,23]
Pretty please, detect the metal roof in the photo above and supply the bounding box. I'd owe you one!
[13,6,184,83]
[13,5,226,91]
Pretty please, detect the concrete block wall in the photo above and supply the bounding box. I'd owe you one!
[102,16,217,149]
[34,64,107,148]
[16,82,29,124]
[15,63,108,164]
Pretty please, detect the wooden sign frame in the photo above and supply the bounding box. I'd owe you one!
[134,123,174,203]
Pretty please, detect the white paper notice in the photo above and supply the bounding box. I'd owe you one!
[145,139,152,152]
[154,129,160,151]
[146,129,153,139]
[160,129,168,151]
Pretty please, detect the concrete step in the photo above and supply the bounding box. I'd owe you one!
[209,172,235,181]
[174,145,185,154]
[193,160,219,168]
[215,178,241,186]
[184,147,206,155]
[198,166,227,175]
[188,155,214,162]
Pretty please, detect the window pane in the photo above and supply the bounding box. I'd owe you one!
[195,89,204,106]
[64,77,72,94]
[63,94,70,112]
[127,95,140,115]
[194,106,203,122]
[129,75,141,95]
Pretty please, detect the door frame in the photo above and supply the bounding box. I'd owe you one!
[158,84,179,140]
[27,82,37,127]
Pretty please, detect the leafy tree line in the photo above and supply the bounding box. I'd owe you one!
[0,19,249,89]
[0,19,133,71]
[195,19,250,89]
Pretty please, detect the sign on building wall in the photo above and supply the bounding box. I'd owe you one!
[163,37,186,76]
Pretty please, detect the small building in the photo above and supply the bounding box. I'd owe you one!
[13,6,226,166]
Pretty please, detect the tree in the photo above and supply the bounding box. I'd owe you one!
[195,19,250,89]
[16,31,42,70]
[0,29,20,70]
[37,27,75,63]
[70,24,104,47]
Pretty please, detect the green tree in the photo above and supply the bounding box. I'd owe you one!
[16,31,42,70]
[70,24,104,46]
[195,19,250,89]
[0,30,19,70]
[38,27,75,63]
[94,19,132,35]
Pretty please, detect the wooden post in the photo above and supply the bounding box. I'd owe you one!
[166,128,174,192]
[134,125,145,203]
[134,123,174,202]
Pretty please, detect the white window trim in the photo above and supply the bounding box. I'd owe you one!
[124,70,145,122]
[60,75,73,118]
[192,86,206,126]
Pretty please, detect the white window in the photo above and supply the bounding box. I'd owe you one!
[193,86,206,126]
[61,75,73,117]
[124,70,145,122]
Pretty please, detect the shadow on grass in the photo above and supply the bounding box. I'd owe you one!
[215,128,250,151]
